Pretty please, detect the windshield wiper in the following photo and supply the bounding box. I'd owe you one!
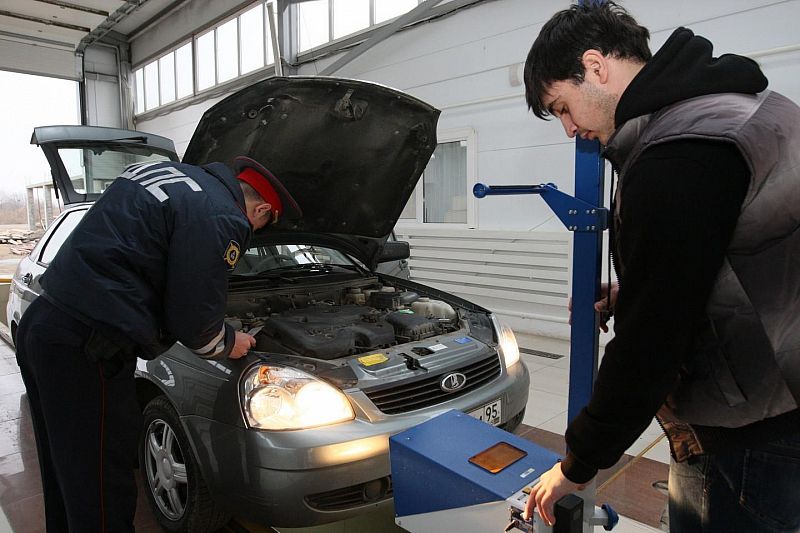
[228,272,297,283]
[265,263,338,273]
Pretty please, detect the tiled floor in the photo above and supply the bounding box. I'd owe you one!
[0,326,666,532]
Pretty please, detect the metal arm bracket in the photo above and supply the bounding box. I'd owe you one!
[472,183,608,232]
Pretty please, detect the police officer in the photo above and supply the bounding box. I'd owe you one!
[15,155,301,532]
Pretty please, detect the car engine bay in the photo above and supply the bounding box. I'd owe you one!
[226,279,477,360]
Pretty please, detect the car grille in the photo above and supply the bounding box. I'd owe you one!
[364,353,502,414]
[305,476,393,511]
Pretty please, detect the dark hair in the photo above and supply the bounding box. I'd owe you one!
[524,1,651,118]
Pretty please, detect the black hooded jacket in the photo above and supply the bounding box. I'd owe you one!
[560,28,799,483]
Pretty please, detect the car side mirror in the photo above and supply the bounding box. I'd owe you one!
[378,241,410,263]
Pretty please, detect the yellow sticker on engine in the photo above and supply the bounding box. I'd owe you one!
[358,353,388,366]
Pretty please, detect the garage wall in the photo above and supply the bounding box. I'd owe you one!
[83,46,124,129]
[0,37,79,81]
[135,0,800,339]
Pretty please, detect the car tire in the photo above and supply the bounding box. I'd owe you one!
[139,396,231,533]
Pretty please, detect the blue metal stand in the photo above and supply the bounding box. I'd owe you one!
[568,137,606,423]
[473,137,606,424]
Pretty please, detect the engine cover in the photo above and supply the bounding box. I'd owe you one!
[260,304,397,359]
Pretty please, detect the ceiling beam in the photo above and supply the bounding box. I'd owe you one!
[33,0,109,17]
[0,9,90,32]
[77,0,148,53]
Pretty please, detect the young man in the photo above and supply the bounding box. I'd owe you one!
[15,155,301,532]
[522,3,800,531]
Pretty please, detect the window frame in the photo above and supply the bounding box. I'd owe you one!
[398,127,478,229]
[134,40,194,115]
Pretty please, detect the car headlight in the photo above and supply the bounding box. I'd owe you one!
[491,317,520,369]
[240,365,355,430]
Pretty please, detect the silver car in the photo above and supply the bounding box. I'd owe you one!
[7,77,529,532]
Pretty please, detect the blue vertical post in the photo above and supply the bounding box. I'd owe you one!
[568,137,605,423]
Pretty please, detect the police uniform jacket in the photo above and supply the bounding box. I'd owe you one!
[41,161,251,360]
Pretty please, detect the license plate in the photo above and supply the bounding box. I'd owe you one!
[469,399,502,426]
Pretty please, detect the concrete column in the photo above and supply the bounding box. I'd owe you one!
[43,185,54,229]
[26,187,35,230]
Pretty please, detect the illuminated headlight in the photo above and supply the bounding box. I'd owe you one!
[491,317,520,368]
[240,365,354,430]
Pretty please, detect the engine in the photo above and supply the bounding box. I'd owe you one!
[226,281,460,360]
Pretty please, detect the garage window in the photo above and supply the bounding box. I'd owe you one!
[240,3,268,74]
[400,128,476,227]
[158,53,176,105]
[134,2,276,114]
[375,0,419,23]
[333,0,370,39]
[134,42,193,114]
[196,30,216,91]
[143,61,159,111]
[298,0,329,52]
[134,0,426,115]
[175,43,193,99]
[298,0,422,52]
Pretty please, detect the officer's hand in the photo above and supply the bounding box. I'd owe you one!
[229,331,256,359]
[523,463,587,527]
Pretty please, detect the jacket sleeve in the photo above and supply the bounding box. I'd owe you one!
[560,140,749,483]
[162,198,250,360]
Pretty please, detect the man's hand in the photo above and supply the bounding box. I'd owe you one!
[594,281,619,332]
[522,463,588,527]
[229,331,256,359]
[568,281,619,332]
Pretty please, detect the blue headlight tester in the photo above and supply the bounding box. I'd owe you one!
[390,137,619,533]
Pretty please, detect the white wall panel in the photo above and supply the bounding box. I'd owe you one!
[136,95,225,157]
[0,38,79,80]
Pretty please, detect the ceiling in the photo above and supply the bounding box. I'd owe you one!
[0,0,182,52]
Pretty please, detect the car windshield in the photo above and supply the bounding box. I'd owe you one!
[231,244,357,276]
[58,144,174,195]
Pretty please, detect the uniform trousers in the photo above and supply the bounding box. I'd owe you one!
[15,296,140,532]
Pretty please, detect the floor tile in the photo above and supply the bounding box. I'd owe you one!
[529,365,570,396]
[522,389,567,427]
[0,452,42,507]
[536,410,567,435]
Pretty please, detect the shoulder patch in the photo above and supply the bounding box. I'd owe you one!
[224,240,241,269]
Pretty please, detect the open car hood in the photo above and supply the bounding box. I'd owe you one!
[31,125,179,205]
[183,76,440,268]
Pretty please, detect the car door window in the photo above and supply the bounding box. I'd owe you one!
[38,209,88,265]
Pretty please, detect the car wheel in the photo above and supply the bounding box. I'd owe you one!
[139,396,231,533]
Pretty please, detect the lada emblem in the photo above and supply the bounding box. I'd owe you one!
[440,372,467,392]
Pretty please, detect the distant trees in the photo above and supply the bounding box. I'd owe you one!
[0,189,63,227]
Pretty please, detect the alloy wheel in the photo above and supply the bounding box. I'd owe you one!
[143,418,189,520]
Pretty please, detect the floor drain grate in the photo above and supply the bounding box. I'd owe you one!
[519,348,564,360]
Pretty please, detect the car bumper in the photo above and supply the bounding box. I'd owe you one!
[181,359,529,527]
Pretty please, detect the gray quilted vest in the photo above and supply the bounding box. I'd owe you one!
[605,90,800,429]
